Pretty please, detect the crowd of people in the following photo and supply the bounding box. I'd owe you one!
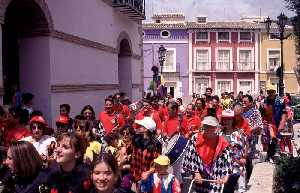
[0,84,295,193]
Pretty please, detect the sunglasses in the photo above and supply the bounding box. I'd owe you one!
[30,124,43,130]
[122,131,130,136]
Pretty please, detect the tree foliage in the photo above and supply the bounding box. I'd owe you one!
[285,0,300,55]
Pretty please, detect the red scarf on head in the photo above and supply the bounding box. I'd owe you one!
[195,134,229,167]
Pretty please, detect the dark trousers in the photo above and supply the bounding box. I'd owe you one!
[266,138,278,161]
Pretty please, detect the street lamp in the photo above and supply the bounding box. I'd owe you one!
[264,13,291,97]
[158,45,166,73]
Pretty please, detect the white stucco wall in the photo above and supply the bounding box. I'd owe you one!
[46,0,141,56]
[49,37,118,85]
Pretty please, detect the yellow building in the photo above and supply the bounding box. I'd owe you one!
[260,27,298,94]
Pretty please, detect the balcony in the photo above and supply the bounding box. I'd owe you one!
[162,65,176,73]
[112,0,145,20]
[236,63,255,71]
[216,63,233,72]
[194,67,211,72]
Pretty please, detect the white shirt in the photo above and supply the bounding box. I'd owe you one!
[21,135,56,156]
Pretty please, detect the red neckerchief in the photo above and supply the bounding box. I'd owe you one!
[195,134,229,167]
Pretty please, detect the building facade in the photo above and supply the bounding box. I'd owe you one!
[0,0,145,125]
[188,18,261,96]
[143,13,189,98]
[259,27,298,93]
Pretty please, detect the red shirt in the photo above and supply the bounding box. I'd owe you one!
[159,106,168,122]
[195,134,229,167]
[195,109,203,118]
[99,111,125,134]
[234,117,252,137]
[185,115,201,135]
[163,116,187,137]
[122,105,131,119]
[4,127,31,146]
[134,110,163,132]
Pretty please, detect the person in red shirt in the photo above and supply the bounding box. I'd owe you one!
[233,104,252,138]
[134,99,163,135]
[194,98,205,118]
[3,107,31,146]
[163,101,187,138]
[202,96,222,122]
[159,101,169,122]
[99,97,125,134]
[184,103,201,138]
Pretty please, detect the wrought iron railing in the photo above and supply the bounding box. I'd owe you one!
[112,0,145,19]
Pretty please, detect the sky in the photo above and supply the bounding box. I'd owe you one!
[145,0,296,22]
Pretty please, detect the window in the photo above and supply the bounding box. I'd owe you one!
[162,49,176,72]
[239,50,252,70]
[156,19,161,23]
[195,49,210,71]
[165,82,177,98]
[195,78,210,94]
[269,33,279,40]
[216,80,232,96]
[160,30,171,38]
[260,81,266,93]
[195,32,209,41]
[268,50,280,71]
[239,32,252,41]
[239,81,253,94]
[217,49,231,71]
[218,32,230,41]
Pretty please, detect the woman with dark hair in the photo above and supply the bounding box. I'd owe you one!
[81,105,102,142]
[131,117,161,187]
[49,132,92,193]
[2,141,52,193]
[89,153,122,193]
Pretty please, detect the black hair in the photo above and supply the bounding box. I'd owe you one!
[211,95,220,103]
[105,97,114,104]
[92,152,119,176]
[60,104,71,113]
[80,105,96,120]
[22,93,34,105]
[206,87,212,92]
[243,94,253,103]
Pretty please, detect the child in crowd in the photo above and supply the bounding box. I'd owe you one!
[140,155,181,193]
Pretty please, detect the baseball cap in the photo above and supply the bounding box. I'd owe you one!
[201,116,219,127]
[30,116,47,126]
[222,109,234,118]
[154,155,170,166]
[134,117,156,131]
[266,84,276,91]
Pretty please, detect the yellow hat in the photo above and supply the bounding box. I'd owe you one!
[154,155,170,166]
[266,84,277,91]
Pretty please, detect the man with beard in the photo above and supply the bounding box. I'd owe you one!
[134,99,163,135]
[184,103,201,138]
[99,97,125,134]
[259,84,287,161]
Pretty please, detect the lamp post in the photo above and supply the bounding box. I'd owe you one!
[158,45,166,73]
[265,13,291,97]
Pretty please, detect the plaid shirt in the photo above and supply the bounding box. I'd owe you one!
[131,136,161,182]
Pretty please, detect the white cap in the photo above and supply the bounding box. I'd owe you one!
[134,117,156,131]
[201,116,219,127]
